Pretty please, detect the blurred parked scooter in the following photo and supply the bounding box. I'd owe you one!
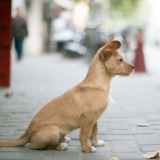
[50,15,75,52]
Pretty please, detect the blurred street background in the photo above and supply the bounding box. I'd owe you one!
[0,0,160,160]
[10,0,160,63]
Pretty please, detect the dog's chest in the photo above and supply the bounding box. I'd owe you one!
[95,91,109,107]
[93,91,109,116]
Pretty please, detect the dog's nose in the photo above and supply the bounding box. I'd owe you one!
[132,65,135,69]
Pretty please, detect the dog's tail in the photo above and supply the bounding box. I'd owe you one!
[0,134,28,147]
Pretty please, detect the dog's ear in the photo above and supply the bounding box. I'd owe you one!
[104,40,121,51]
[100,40,121,61]
[108,34,115,43]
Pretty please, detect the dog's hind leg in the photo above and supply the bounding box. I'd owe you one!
[30,124,62,150]
[91,122,98,143]
[49,142,69,151]
[91,122,105,147]
[59,136,71,143]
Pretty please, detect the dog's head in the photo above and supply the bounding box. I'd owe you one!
[99,34,134,76]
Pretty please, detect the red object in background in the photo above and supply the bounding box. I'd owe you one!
[134,29,146,72]
[0,0,11,87]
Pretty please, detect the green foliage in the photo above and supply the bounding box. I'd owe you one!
[110,0,140,18]
[73,0,140,19]
[74,0,82,2]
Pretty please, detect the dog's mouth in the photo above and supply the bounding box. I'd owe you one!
[119,70,134,76]
[122,73,130,77]
[126,68,134,75]
[117,72,130,76]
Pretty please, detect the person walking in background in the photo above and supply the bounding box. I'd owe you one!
[12,7,28,60]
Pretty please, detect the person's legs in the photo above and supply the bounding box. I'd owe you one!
[18,38,24,59]
[14,39,19,59]
[14,38,24,60]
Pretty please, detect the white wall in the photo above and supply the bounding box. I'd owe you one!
[11,0,43,58]
[24,0,43,56]
[11,0,26,17]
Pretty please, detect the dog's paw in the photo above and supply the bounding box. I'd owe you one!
[82,146,96,153]
[91,146,96,152]
[65,137,71,143]
[61,142,69,151]
[92,140,105,147]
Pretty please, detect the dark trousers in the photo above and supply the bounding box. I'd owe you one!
[14,38,24,59]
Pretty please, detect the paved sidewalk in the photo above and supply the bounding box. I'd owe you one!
[0,53,160,160]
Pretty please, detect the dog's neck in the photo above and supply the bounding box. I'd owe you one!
[82,54,113,92]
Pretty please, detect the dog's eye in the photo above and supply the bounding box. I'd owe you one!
[119,59,123,62]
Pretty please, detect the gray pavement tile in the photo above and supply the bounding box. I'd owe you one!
[97,121,107,125]
[0,147,27,152]
[131,125,160,130]
[122,113,143,116]
[104,118,126,122]
[0,122,20,127]
[113,153,145,160]
[105,113,123,116]
[8,111,31,114]
[65,146,81,152]
[135,134,160,145]
[4,119,31,123]
[17,123,30,130]
[157,130,160,135]
[1,106,37,110]
[16,128,27,131]
[67,135,79,140]
[105,114,143,118]
[83,146,110,160]
[146,125,160,130]
[9,114,29,119]
[107,121,129,130]
[0,117,9,122]
[97,127,107,135]
[139,144,160,152]
[67,131,79,140]
[106,108,122,113]
[146,115,160,120]
[111,141,137,153]
[0,112,11,116]
[70,140,81,146]
[109,130,155,135]
[98,118,108,122]
[13,130,25,136]
[0,135,19,140]
[0,151,53,160]
[0,145,79,160]
[127,118,148,125]
[122,107,141,113]
[27,114,36,119]
[149,121,160,125]
[51,152,79,160]
[99,135,132,141]
[0,127,16,136]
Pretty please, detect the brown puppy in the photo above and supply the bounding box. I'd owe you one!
[0,35,134,152]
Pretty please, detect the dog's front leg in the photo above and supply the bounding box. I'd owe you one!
[91,122,105,147]
[79,116,96,153]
